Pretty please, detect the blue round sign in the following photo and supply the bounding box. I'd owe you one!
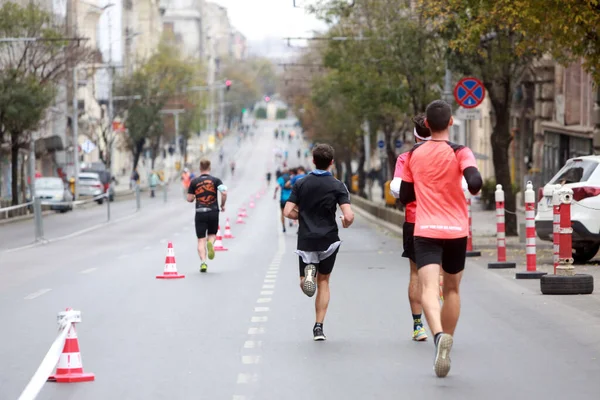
[453,77,485,109]
[395,139,403,148]
[377,140,385,149]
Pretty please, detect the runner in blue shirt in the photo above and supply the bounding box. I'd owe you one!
[273,169,292,233]
[291,166,306,186]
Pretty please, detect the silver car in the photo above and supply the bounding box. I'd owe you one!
[35,177,73,213]
[78,172,105,204]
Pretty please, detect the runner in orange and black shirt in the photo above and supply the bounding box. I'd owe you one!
[187,159,227,273]
[399,100,482,378]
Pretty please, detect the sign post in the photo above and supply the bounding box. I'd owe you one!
[454,77,485,109]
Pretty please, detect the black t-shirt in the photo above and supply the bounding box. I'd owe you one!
[188,174,224,211]
[287,173,351,251]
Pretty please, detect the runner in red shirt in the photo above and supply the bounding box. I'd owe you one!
[399,100,482,378]
[391,114,431,342]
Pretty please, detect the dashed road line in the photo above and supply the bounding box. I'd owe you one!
[251,316,268,323]
[80,267,97,274]
[236,373,259,384]
[256,298,271,303]
[254,307,269,312]
[242,355,261,365]
[24,288,52,300]
[244,340,262,349]
[262,284,274,289]
[260,291,274,295]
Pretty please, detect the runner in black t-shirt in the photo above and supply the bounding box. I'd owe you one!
[283,144,355,341]
[186,159,227,273]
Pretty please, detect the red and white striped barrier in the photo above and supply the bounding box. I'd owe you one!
[556,186,575,275]
[488,184,516,269]
[552,184,561,274]
[515,182,547,279]
[465,190,481,257]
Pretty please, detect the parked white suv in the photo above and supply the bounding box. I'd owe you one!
[535,155,600,263]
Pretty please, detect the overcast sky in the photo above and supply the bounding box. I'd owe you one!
[210,0,328,41]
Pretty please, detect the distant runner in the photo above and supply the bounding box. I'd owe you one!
[283,144,354,341]
[187,159,228,273]
[399,100,482,378]
[273,168,291,233]
[230,161,236,177]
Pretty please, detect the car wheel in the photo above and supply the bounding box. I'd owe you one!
[572,244,600,264]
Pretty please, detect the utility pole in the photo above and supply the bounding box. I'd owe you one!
[218,86,225,131]
[107,7,115,178]
[72,66,80,200]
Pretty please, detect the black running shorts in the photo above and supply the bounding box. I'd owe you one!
[195,211,219,239]
[402,222,416,262]
[280,200,287,210]
[413,236,467,274]
[298,247,340,277]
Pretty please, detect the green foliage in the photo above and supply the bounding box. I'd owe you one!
[275,109,288,119]
[255,107,267,119]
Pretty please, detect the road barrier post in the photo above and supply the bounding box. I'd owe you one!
[106,193,111,222]
[33,196,44,242]
[465,190,481,257]
[541,186,594,294]
[552,184,561,274]
[135,185,141,211]
[515,181,546,279]
[488,184,516,269]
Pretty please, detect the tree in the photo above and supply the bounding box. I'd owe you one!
[220,61,260,127]
[0,2,92,204]
[115,42,196,173]
[420,0,545,236]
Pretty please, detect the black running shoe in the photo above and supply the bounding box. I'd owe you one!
[313,326,326,341]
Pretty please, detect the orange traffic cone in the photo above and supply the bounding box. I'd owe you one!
[236,215,245,224]
[224,218,235,239]
[156,242,185,279]
[48,321,95,383]
[213,229,228,251]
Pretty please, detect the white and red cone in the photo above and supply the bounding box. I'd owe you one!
[236,215,245,224]
[213,229,229,251]
[224,218,235,239]
[156,242,185,279]
[48,319,94,383]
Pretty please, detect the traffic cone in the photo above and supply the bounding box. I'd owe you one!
[238,208,248,218]
[249,200,255,208]
[224,218,235,239]
[236,215,245,224]
[213,229,228,251]
[48,323,95,383]
[256,192,261,199]
[156,242,185,279]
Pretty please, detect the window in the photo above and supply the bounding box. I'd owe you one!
[549,159,598,185]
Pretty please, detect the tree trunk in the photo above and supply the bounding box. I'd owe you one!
[10,132,19,205]
[357,140,367,198]
[131,138,145,173]
[491,107,518,236]
[343,157,353,191]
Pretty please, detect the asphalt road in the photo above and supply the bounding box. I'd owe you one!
[1,120,599,400]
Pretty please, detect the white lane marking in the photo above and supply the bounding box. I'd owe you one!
[248,327,265,335]
[264,279,276,283]
[260,291,274,295]
[244,340,262,349]
[262,284,274,289]
[265,275,277,279]
[24,288,52,300]
[232,396,247,400]
[251,316,268,323]
[80,267,97,274]
[257,298,271,303]
[236,373,258,384]
[254,307,269,312]
[242,355,261,364]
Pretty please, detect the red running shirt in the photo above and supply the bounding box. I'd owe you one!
[394,152,416,224]
[402,140,477,239]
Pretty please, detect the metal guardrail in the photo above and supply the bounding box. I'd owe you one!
[0,201,34,220]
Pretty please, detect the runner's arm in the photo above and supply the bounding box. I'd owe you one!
[399,154,416,205]
[283,201,299,220]
[458,148,483,195]
[217,182,227,209]
[186,182,195,203]
[337,182,354,228]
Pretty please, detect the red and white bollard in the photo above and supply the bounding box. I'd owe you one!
[465,190,481,257]
[488,184,516,269]
[556,186,575,276]
[552,184,561,274]
[515,182,547,279]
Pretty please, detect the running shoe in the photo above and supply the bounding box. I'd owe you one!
[302,264,317,297]
[313,325,326,341]
[412,326,428,341]
[200,263,208,273]
[433,333,453,378]
[207,241,215,260]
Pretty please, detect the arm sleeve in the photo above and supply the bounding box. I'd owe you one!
[336,182,351,205]
[399,181,416,205]
[390,154,408,198]
[457,147,483,194]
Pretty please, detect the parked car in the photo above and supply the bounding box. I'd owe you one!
[35,177,73,213]
[81,168,115,201]
[78,172,105,204]
[535,155,600,263]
